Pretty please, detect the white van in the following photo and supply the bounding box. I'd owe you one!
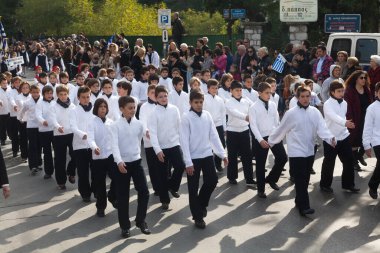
[326,33,380,69]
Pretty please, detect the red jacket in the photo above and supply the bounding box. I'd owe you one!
[344,85,373,147]
[368,66,380,99]
[312,55,334,82]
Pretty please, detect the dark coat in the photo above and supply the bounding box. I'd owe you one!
[131,55,144,81]
[368,66,380,99]
[120,48,131,68]
[0,147,9,188]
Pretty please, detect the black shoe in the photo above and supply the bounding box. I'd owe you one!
[268,181,280,191]
[194,219,206,229]
[320,186,334,193]
[299,208,315,216]
[58,185,66,190]
[202,208,207,218]
[229,179,237,185]
[136,222,151,235]
[13,152,18,158]
[68,176,76,184]
[169,189,180,198]
[44,174,52,179]
[258,192,267,198]
[246,180,257,187]
[358,156,367,166]
[161,203,169,210]
[96,209,105,217]
[82,197,91,203]
[343,187,360,193]
[309,168,316,174]
[354,163,362,171]
[369,188,378,199]
[121,229,130,238]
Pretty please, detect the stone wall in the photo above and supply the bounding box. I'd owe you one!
[242,22,266,49]
[288,24,308,44]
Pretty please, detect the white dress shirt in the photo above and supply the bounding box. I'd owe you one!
[249,98,279,142]
[168,90,190,116]
[363,100,380,150]
[69,104,95,150]
[139,100,156,148]
[323,97,350,141]
[51,100,75,136]
[203,93,226,130]
[88,117,113,160]
[243,88,259,103]
[225,97,252,132]
[35,99,56,132]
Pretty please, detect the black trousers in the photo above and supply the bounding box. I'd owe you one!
[74,148,93,198]
[249,126,257,159]
[289,156,314,211]
[52,134,76,185]
[320,136,355,189]
[226,130,253,182]
[156,145,185,204]
[214,125,226,170]
[27,128,42,170]
[18,121,28,159]
[7,116,19,154]
[114,159,149,230]
[187,156,218,221]
[39,131,54,175]
[254,137,288,192]
[145,147,160,193]
[92,155,117,210]
[368,146,380,190]
[0,114,9,142]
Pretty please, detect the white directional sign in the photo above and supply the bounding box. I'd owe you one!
[280,0,318,22]
[162,29,168,42]
[158,9,171,29]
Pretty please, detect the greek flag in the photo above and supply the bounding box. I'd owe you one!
[107,35,114,46]
[272,53,286,73]
[0,21,7,57]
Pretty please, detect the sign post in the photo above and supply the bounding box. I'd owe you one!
[324,14,361,33]
[158,9,171,58]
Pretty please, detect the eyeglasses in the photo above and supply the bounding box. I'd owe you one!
[359,76,367,80]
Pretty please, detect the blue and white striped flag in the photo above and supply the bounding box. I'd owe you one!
[272,53,286,73]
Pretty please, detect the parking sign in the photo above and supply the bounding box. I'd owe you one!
[158,9,171,29]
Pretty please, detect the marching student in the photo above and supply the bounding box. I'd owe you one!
[139,84,160,195]
[87,98,116,217]
[7,76,22,157]
[148,86,185,210]
[58,72,78,104]
[19,84,42,174]
[116,81,139,105]
[16,81,31,162]
[225,80,255,186]
[99,79,120,121]
[218,73,233,102]
[320,81,359,193]
[242,74,258,103]
[148,73,159,86]
[249,82,288,198]
[106,68,119,95]
[269,85,336,216]
[159,67,173,92]
[363,82,380,199]
[168,76,190,117]
[203,79,226,172]
[35,85,56,179]
[288,83,302,109]
[200,69,211,94]
[135,67,150,103]
[37,72,48,93]
[47,72,59,100]
[87,78,101,105]
[266,77,280,109]
[180,90,228,229]
[111,96,151,238]
[0,75,10,146]
[69,86,95,202]
[188,77,202,93]
[51,85,76,189]
[121,69,138,93]
[33,66,42,84]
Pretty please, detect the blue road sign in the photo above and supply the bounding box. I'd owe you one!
[223,9,230,19]
[325,14,361,33]
[231,9,246,19]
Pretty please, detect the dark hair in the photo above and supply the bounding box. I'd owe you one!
[171,67,180,74]
[189,89,204,101]
[155,85,168,97]
[30,84,40,92]
[201,69,211,75]
[317,45,326,51]
[148,74,159,83]
[296,49,306,57]
[329,80,344,94]
[204,49,212,55]
[106,68,115,75]
[48,72,57,78]
[140,67,149,76]
[87,78,100,88]
[39,72,47,78]
[77,86,91,98]
[160,67,169,73]
[117,81,132,95]
[42,85,53,95]
[220,73,233,88]
[148,84,157,93]
[93,98,109,116]
[118,96,135,108]
[101,78,113,89]
[170,51,180,60]
[214,48,222,56]
[344,70,370,89]
[192,70,201,76]
[296,85,311,97]
[59,72,69,80]
[231,80,243,90]
[294,82,302,92]
[56,85,69,95]
[257,82,271,92]
[302,40,311,49]
[207,79,219,89]
[376,82,380,92]
[80,63,90,72]
[243,74,252,81]
[197,38,205,45]
[120,66,131,73]
[172,76,184,85]
[265,77,276,84]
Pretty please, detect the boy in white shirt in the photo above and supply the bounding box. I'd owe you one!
[7,76,22,157]
[0,75,10,146]
[203,79,226,172]
[200,69,211,94]
[107,68,119,96]
[249,82,288,198]
[111,96,151,238]
[266,77,280,109]
[225,80,255,186]
[136,67,150,103]
[51,86,76,189]
[148,86,185,210]
[363,82,380,199]
[69,86,95,202]
[16,81,31,162]
[35,85,56,179]
[242,74,258,103]
[320,81,359,193]
[99,79,120,121]
[159,67,173,92]
[180,90,228,229]
[168,76,190,117]
[37,72,49,94]
[269,85,336,216]
[87,78,101,105]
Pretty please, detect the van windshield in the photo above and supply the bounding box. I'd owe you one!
[355,39,378,63]
[331,39,351,61]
